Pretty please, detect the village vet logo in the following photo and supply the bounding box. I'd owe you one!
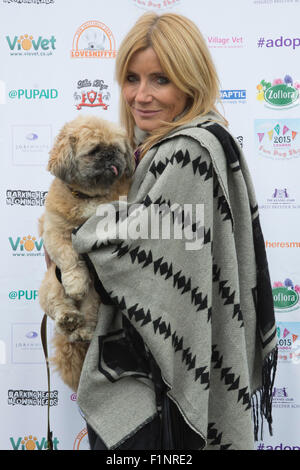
[71,21,116,59]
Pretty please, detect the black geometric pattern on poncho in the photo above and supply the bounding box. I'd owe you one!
[207,423,232,450]
[212,262,244,327]
[149,149,213,181]
[139,193,205,237]
[211,344,251,411]
[112,241,211,320]
[213,179,233,229]
[106,291,210,390]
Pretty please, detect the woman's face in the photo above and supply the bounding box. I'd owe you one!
[122,47,188,132]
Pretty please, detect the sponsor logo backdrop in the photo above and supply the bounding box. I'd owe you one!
[0,0,299,450]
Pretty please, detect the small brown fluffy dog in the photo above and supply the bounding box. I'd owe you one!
[39,115,134,391]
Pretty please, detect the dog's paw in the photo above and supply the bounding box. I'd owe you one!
[61,265,91,301]
[56,311,85,335]
[68,325,94,343]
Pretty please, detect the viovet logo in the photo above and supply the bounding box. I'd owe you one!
[6,34,56,56]
[256,75,300,108]
[8,235,44,256]
[74,78,110,110]
[10,434,59,450]
[71,21,116,59]
[272,279,300,311]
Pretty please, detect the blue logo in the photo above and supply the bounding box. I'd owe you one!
[220,90,247,100]
[25,331,38,339]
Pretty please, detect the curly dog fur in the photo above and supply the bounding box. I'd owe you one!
[39,115,134,391]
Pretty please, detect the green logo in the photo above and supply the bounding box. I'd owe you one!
[257,75,300,108]
[273,287,299,309]
[265,84,299,107]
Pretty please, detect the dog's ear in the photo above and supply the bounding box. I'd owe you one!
[123,140,135,177]
[47,127,78,182]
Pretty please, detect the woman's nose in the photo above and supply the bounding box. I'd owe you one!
[135,81,152,103]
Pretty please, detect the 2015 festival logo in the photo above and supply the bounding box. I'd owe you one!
[272,278,300,312]
[276,322,300,363]
[6,34,56,56]
[254,119,300,160]
[71,21,116,59]
[132,0,181,9]
[74,78,110,110]
[256,75,300,108]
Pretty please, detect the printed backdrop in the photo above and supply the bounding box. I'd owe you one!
[0,0,299,451]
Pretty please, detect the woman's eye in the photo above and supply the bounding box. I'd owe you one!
[156,76,170,85]
[126,74,138,83]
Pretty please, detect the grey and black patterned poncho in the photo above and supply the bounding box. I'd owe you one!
[72,111,277,450]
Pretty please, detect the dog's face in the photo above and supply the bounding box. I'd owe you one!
[47,115,135,191]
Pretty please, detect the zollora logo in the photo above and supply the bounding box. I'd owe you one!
[71,21,116,59]
[6,34,56,56]
[9,235,44,256]
[255,118,300,160]
[273,279,300,311]
[257,75,300,108]
[10,435,59,450]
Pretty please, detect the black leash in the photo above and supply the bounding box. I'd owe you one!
[40,314,54,450]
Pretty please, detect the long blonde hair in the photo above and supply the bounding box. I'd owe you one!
[115,12,226,157]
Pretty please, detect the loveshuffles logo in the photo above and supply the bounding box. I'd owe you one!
[257,75,300,108]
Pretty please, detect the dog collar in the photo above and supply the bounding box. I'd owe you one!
[67,186,94,199]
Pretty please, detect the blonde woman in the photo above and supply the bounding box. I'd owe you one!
[73,13,277,450]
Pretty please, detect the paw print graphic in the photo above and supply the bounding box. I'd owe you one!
[20,235,36,252]
[18,34,33,51]
[21,435,38,450]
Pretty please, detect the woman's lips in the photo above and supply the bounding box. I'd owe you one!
[133,108,161,117]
